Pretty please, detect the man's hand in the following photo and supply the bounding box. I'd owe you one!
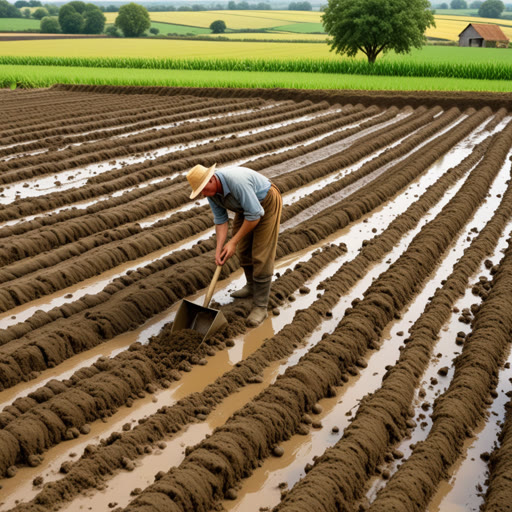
[219,240,237,265]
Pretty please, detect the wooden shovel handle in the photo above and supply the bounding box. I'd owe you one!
[203,265,223,308]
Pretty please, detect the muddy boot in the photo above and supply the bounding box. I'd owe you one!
[230,266,254,299]
[247,276,271,327]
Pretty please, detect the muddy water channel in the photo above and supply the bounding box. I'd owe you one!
[0,86,511,512]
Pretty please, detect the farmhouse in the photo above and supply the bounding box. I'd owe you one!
[458,23,509,48]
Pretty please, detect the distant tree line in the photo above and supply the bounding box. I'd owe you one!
[437,0,507,15]
[227,1,271,8]
[288,1,312,9]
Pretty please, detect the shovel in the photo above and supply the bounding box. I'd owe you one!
[171,265,227,343]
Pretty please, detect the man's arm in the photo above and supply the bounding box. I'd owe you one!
[215,222,229,266]
[219,218,260,265]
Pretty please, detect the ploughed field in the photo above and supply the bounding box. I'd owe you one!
[0,85,512,512]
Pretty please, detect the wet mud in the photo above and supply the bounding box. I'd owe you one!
[1,86,511,512]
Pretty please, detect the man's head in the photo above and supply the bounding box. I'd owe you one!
[200,176,219,197]
[187,163,217,199]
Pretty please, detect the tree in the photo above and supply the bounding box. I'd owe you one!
[0,0,22,17]
[210,19,226,32]
[450,0,467,7]
[67,1,86,13]
[59,4,84,32]
[289,1,312,8]
[33,6,48,19]
[44,4,59,15]
[322,0,435,64]
[115,3,150,37]
[149,26,159,34]
[14,0,29,7]
[22,7,31,17]
[40,15,60,32]
[439,2,448,6]
[478,0,505,15]
[83,5,105,33]
[28,0,42,6]
[105,24,120,36]
[470,0,483,7]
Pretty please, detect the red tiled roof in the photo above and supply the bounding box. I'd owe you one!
[462,23,509,41]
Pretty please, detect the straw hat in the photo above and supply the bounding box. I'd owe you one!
[187,163,217,199]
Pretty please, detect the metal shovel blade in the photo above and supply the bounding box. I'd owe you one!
[171,299,227,342]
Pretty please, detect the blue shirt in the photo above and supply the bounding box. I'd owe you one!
[207,166,271,224]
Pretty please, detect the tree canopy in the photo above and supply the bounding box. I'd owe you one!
[322,0,435,64]
[450,0,467,8]
[83,5,106,33]
[0,0,21,18]
[210,19,226,32]
[33,7,49,19]
[58,2,105,34]
[288,1,312,10]
[40,15,60,32]
[478,0,505,16]
[115,2,150,37]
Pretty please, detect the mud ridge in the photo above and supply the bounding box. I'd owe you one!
[483,394,512,510]
[0,244,345,478]
[279,106,456,223]
[0,105,412,286]
[0,100,326,183]
[0,109,490,391]
[0,91,167,125]
[4,123,497,509]
[111,117,509,512]
[52,84,512,112]
[274,124,512,512]
[0,97,255,148]
[0,102,368,222]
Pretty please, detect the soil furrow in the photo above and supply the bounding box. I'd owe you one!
[0,96,218,145]
[367,232,512,510]
[0,107,394,266]
[0,100,326,180]
[0,244,347,478]
[0,107,444,315]
[0,104,378,220]
[112,115,507,512]
[7,109,493,512]
[0,98,263,155]
[0,108,490,392]
[483,395,512,511]
[273,123,512,512]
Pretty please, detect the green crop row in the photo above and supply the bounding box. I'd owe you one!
[1,64,512,92]
[0,55,511,81]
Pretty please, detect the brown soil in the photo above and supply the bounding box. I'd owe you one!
[0,85,511,512]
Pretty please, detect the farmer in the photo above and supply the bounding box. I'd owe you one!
[186,164,282,327]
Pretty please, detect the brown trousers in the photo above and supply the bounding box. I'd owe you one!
[232,183,282,280]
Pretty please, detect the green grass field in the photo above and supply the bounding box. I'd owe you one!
[2,64,512,91]
[148,22,211,35]
[1,38,510,67]
[1,10,511,93]
[271,22,325,33]
[0,18,41,31]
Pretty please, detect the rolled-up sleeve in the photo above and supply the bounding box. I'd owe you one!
[207,198,229,224]
[231,182,265,221]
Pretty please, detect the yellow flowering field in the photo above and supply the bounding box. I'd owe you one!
[430,15,512,40]
[104,10,321,29]
[0,38,335,59]
[102,11,512,42]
